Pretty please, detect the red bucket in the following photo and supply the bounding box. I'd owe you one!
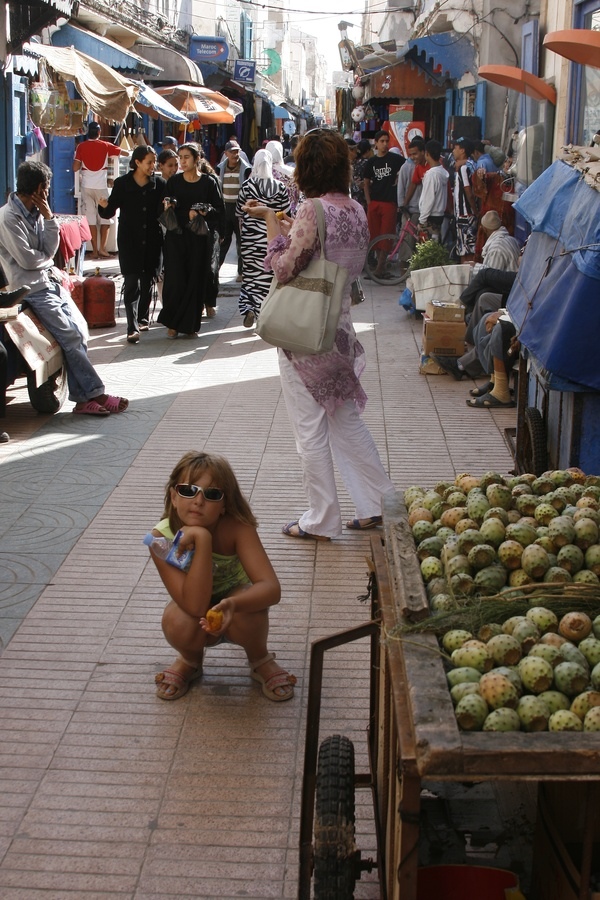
[417,865,523,899]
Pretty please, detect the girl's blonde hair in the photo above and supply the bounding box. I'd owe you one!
[163,451,257,532]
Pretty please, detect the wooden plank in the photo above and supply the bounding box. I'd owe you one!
[382,491,430,622]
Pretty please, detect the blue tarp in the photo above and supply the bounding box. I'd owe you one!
[507,160,600,392]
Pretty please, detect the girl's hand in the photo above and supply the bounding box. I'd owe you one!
[200,597,235,635]
[242,202,274,220]
[98,198,109,209]
[174,525,209,553]
[189,209,198,220]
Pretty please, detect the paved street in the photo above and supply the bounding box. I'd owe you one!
[0,259,515,898]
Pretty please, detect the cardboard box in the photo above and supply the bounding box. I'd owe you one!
[422,317,466,358]
[411,264,472,311]
[425,299,465,322]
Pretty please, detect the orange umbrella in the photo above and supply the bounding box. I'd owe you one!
[478,65,557,104]
[543,29,600,70]
[153,85,243,124]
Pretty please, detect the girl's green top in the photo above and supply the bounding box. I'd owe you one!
[154,518,251,603]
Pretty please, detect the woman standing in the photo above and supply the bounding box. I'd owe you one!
[265,140,299,215]
[158,143,224,337]
[244,130,394,540]
[99,145,166,343]
[235,150,290,329]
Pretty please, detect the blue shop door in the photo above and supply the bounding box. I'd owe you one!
[49,137,76,213]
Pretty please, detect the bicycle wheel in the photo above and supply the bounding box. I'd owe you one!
[365,233,408,285]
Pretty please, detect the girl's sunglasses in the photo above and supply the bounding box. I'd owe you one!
[175,484,224,502]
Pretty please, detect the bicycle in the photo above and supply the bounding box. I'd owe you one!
[365,214,428,286]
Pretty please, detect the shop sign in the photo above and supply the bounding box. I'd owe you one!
[190,37,229,63]
[234,60,256,83]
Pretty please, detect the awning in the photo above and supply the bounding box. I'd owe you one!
[366,58,449,101]
[543,29,600,70]
[130,82,189,123]
[133,43,204,85]
[50,23,161,77]
[24,42,137,121]
[401,33,475,82]
[153,84,242,123]
[478,65,557,104]
[273,105,292,119]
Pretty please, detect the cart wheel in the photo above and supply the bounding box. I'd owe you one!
[314,734,358,900]
[522,406,548,476]
[365,233,408,285]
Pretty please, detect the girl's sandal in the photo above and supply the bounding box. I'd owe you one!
[250,653,297,702]
[155,662,202,700]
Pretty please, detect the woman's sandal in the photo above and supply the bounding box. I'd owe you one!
[102,395,129,414]
[346,516,383,530]
[469,381,494,398]
[155,661,203,701]
[282,521,330,542]
[250,653,296,702]
[467,392,515,409]
[73,399,110,416]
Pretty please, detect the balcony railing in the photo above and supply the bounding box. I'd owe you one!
[77,0,189,51]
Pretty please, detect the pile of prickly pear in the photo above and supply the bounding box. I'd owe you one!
[444,609,600,732]
[405,468,600,607]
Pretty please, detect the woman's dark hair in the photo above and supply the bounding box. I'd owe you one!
[294,130,351,197]
[157,148,178,165]
[16,160,52,195]
[179,142,201,163]
[129,145,156,170]
[200,158,216,175]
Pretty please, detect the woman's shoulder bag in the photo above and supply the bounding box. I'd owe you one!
[256,198,347,355]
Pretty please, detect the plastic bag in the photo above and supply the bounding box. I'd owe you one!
[158,206,181,233]
[187,214,208,237]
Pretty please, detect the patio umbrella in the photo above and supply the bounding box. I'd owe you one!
[130,81,189,123]
[153,84,243,124]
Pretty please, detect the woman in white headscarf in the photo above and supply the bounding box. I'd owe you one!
[265,140,300,216]
[235,149,290,328]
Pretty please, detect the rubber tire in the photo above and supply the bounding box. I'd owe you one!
[522,406,548,476]
[27,365,68,414]
[365,233,408,285]
[313,734,357,900]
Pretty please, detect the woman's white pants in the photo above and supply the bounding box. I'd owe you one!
[278,353,394,538]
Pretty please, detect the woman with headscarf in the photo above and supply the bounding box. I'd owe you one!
[265,140,299,215]
[235,150,290,329]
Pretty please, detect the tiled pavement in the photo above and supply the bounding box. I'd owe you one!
[0,260,515,899]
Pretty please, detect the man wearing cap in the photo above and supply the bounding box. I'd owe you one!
[452,136,478,263]
[217,140,251,281]
[479,210,520,271]
[73,122,129,259]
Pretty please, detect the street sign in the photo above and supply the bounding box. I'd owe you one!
[233,60,256,83]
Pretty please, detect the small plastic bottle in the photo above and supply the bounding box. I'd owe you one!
[143,533,171,558]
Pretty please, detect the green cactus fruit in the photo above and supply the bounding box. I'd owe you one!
[534,502,560,526]
[505,522,538,547]
[451,645,493,673]
[482,708,521,732]
[545,491,567,513]
[508,568,534,588]
[455,694,489,730]
[434,480,454,496]
[404,486,425,507]
[517,656,554,693]
[559,641,590,672]
[548,709,583,731]
[457,529,485,555]
[574,514,600,548]
[538,690,571,714]
[584,544,600,575]
[483,506,510,525]
[449,572,475,595]
[445,490,467,507]
[474,564,507,595]
[431,594,457,612]
[528,643,564,668]
[532,475,555,496]
[573,506,600,525]
[494,666,523,696]
[420,556,444,582]
[455,517,480,535]
[553,661,590,696]
[583,707,600,731]
[416,536,445,561]
[468,544,497,571]
[478,672,519,709]
[440,506,468,530]
[547,515,577,547]
[516,494,541,516]
[573,569,600,585]
[487,634,522,666]
[426,577,448,599]
[534,535,556,554]
[497,540,524,570]
[479,471,507,491]
[486,483,513,510]
[441,629,473,653]
[570,690,600,721]
[412,520,438,543]
[591,662,600,690]
[542,565,572,583]
[502,615,527,635]
[447,667,482,688]
[477,622,504,642]
[556,543,584,574]
[593,616,600,640]
[466,494,491,523]
[450,682,481,705]
[517,695,550,732]
[445,553,472,577]
[512,619,541,653]
[520,543,552,579]
[422,490,444,511]
[479,517,506,547]
[526,606,558,632]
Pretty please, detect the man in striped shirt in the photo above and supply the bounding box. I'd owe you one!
[217,141,251,281]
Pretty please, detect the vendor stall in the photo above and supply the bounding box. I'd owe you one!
[506,154,600,474]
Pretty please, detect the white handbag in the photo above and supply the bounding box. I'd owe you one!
[256,199,347,355]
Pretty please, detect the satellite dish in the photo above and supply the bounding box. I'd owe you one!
[260,48,281,76]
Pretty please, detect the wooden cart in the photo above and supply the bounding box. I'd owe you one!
[298,492,600,900]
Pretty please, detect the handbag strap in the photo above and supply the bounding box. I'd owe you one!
[312,198,327,260]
